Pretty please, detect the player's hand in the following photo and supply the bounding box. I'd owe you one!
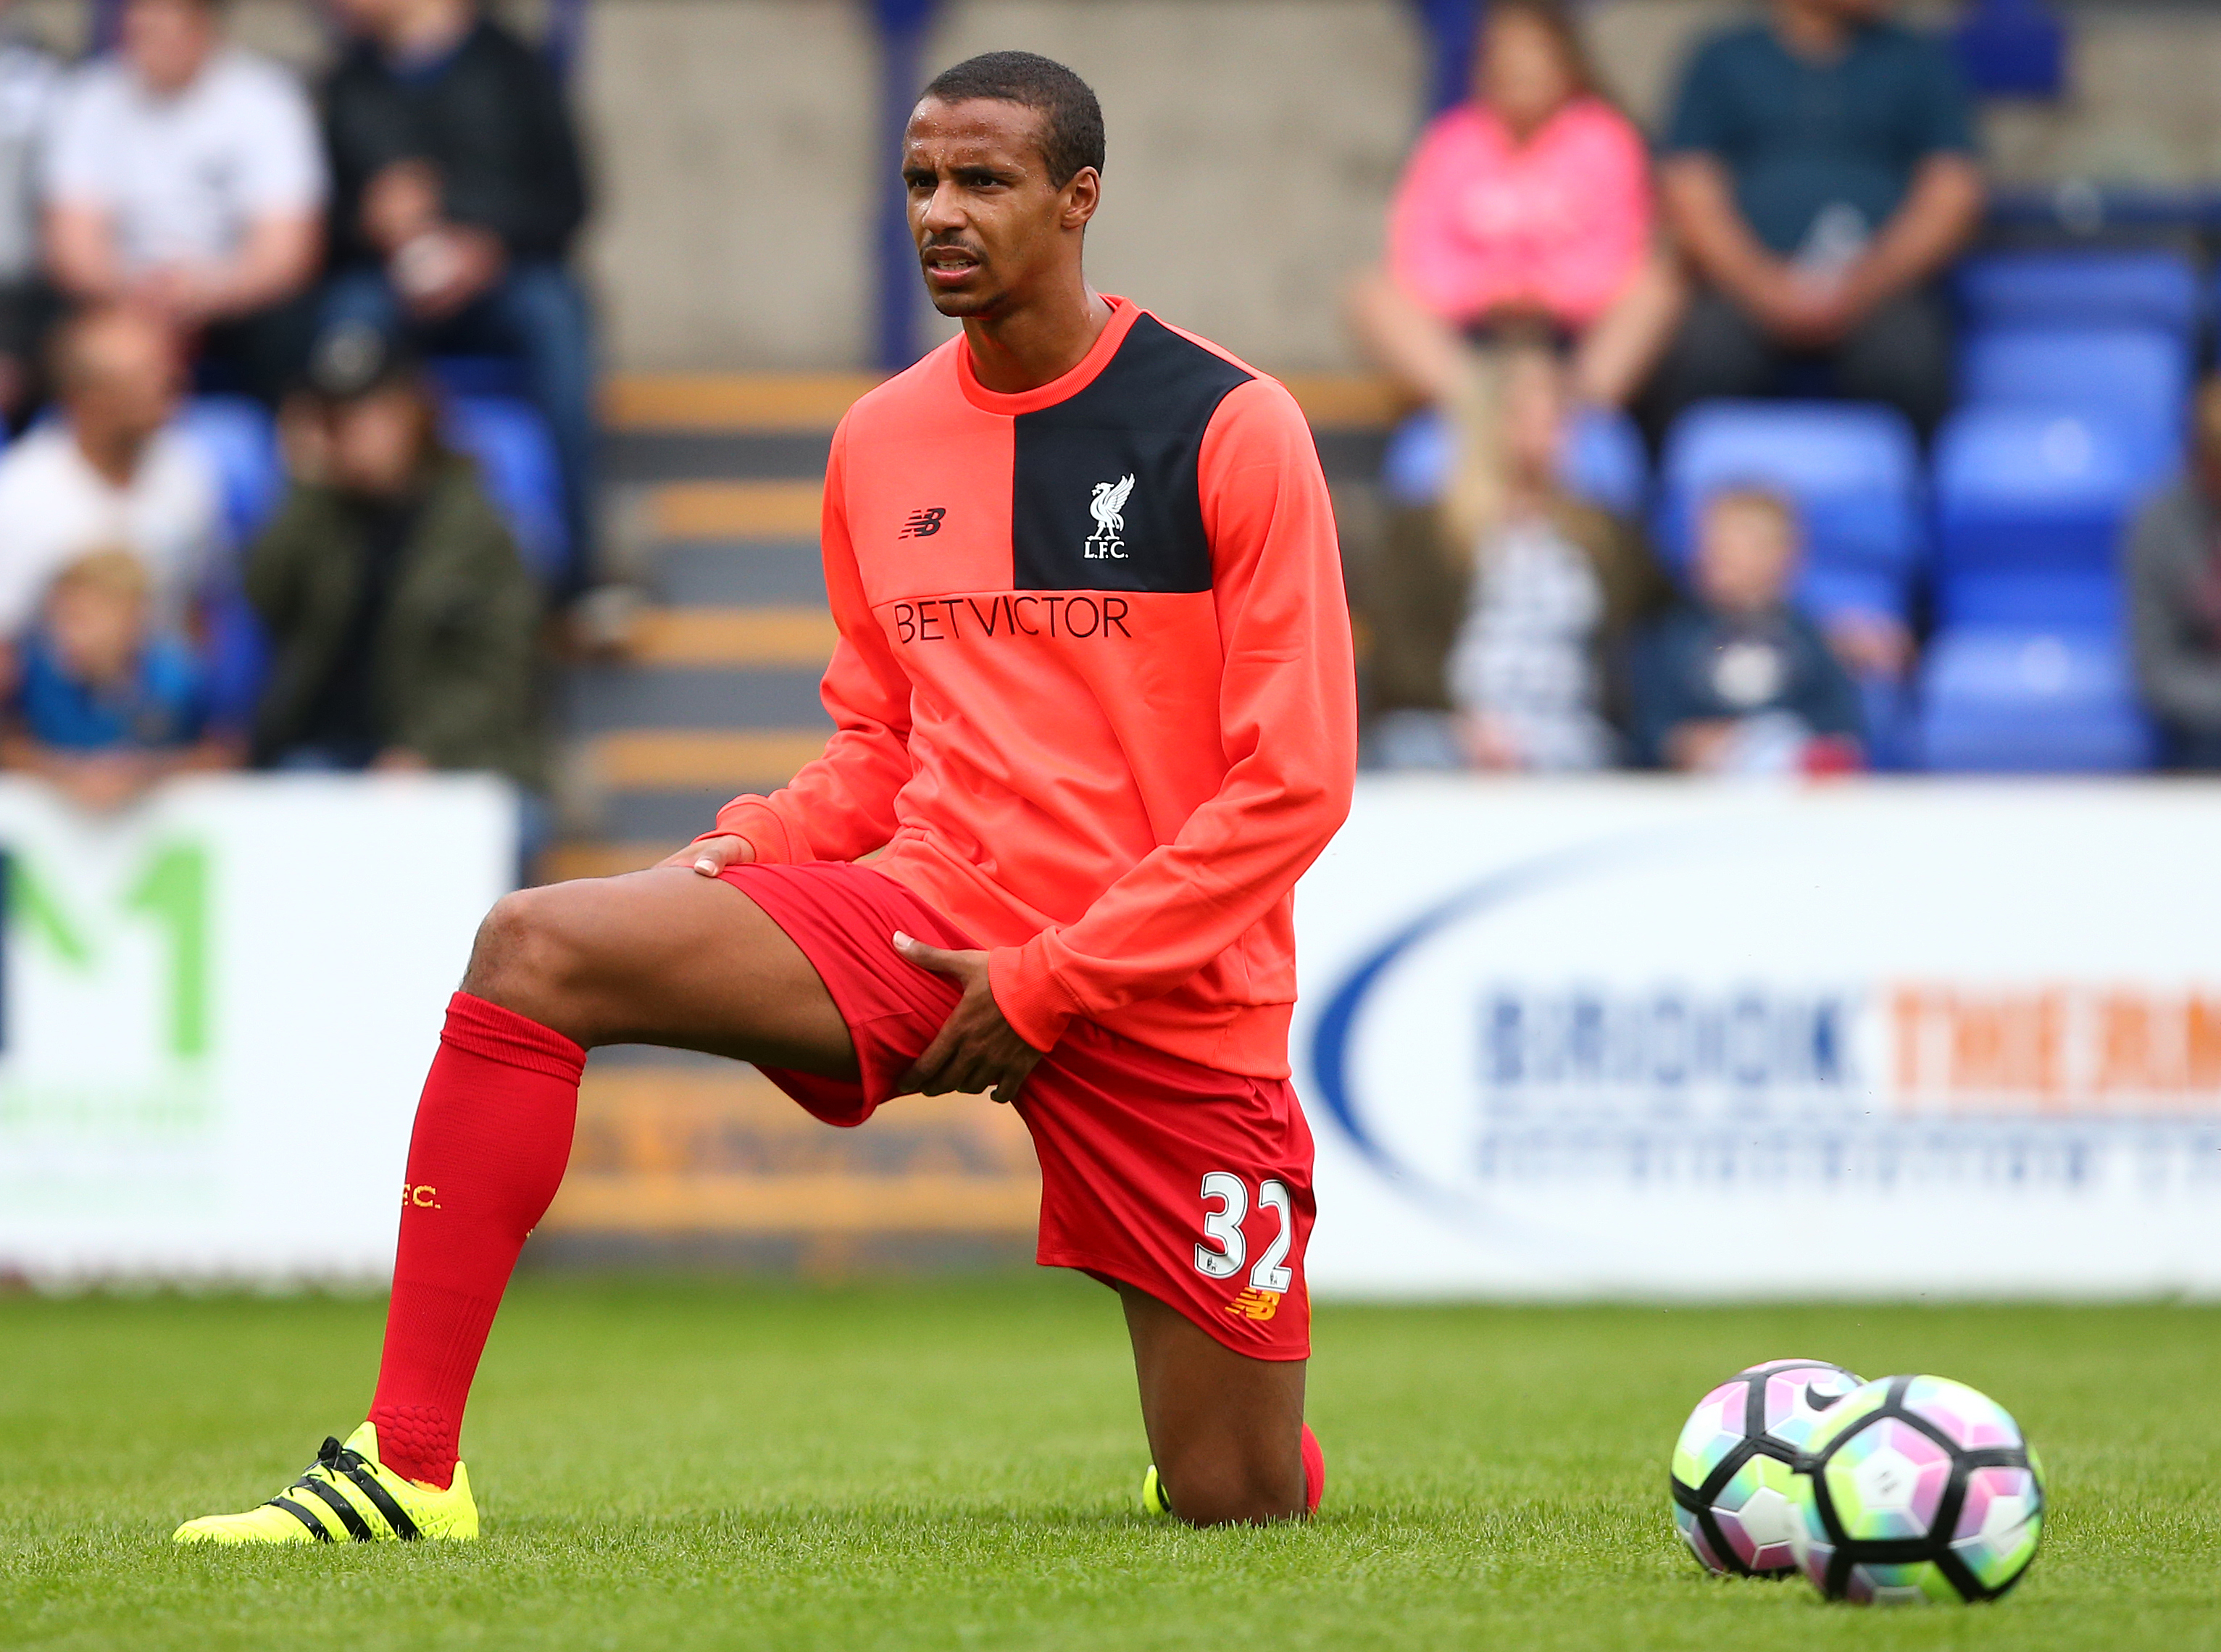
[890,933,1046,1104]
[662,835,755,876]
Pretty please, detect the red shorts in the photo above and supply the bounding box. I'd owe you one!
[722,860,1314,1361]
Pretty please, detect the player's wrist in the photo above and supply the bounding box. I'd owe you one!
[701,799,791,864]
[986,945,1074,1054]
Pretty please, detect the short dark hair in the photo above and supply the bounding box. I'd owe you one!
[921,51,1104,186]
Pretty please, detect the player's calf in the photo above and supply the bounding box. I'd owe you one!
[1152,1438,1307,1526]
[1117,1282,1314,1525]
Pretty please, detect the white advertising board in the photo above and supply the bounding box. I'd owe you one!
[1295,777,2221,1299]
[0,775,512,1283]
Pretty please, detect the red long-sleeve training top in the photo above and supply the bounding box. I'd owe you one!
[704,298,1357,1077]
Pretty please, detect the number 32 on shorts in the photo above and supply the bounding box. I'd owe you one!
[1191,1171,1294,1291]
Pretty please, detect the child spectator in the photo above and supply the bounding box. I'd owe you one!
[1347,0,1680,412]
[1629,488,1864,772]
[4,547,240,812]
[1364,333,1670,769]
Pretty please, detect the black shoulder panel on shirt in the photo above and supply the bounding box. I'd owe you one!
[1010,313,1254,593]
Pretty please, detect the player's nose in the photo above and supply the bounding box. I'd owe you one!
[917,180,970,231]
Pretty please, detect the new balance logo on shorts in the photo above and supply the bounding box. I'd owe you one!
[899,506,946,538]
[1225,1288,1282,1323]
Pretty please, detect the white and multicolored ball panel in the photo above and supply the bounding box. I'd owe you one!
[1788,1374,2046,1604]
[1670,1358,1866,1577]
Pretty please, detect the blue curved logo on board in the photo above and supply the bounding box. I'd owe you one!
[1305,832,1674,1213]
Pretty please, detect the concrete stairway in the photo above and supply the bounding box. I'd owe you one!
[547,375,875,879]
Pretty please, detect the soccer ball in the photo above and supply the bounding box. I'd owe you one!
[1788,1374,2046,1604]
[1670,1358,1866,1577]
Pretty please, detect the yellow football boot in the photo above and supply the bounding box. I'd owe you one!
[173,1422,478,1544]
[1139,1464,1173,1517]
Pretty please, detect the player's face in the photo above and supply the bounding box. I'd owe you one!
[902,97,1098,318]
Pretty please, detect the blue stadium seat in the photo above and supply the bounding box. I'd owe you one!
[442,395,568,583]
[1561,406,1649,520]
[1379,410,1451,508]
[1380,405,1650,518]
[1857,675,1918,774]
[1655,400,1923,620]
[199,583,270,733]
[1931,405,2172,628]
[154,400,281,726]
[173,396,285,547]
[1952,0,2066,99]
[1957,251,2198,341]
[1957,325,2190,447]
[1916,626,2155,772]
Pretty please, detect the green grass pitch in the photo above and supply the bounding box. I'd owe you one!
[3,1275,2217,1651]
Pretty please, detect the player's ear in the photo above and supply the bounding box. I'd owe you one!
[1060,166,1101,231]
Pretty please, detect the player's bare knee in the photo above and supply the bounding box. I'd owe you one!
[464,887,589,1015]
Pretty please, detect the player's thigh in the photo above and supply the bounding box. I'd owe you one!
[466,867,856,1073]
[1117,1282,1307,1523]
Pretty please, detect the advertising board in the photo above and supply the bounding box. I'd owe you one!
[0,775,513,1283]
[1296,778,2221,1298]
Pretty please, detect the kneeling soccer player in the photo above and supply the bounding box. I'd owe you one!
[175,50,1354,1543]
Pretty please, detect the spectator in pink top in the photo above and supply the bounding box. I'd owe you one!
[1349,0,1680,411]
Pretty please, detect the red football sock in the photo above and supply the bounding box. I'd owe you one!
[367,991,585,1489]
[1301,1424,1325,1514]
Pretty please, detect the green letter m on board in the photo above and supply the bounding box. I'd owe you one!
[0,841,214,1061]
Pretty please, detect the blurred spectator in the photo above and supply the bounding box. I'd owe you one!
[1628,488,1863,772]
[1644,0,1983,443]
[2,546,240,812]
[2129,376,2221,769]
[1364,333,1669,769]
[0,306,220,646]
[41,0,324,401]
[319,0,596,594]
[0,0,59,425]
[1348,0,1680,412]
[248,326,543,790]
